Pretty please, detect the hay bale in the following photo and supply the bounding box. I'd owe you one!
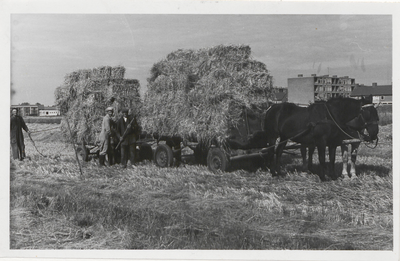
[55,66,141,143]
[142,44,273,144]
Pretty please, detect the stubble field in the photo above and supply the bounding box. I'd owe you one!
[10,122,393,250]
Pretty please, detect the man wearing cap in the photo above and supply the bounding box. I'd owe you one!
[98,107,114,166]
[10,108,31,160]
[116,108,140,168]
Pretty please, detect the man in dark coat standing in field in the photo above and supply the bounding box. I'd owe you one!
[10,108,31,160]
[116,108,140,168]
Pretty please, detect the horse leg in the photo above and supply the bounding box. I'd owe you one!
[275,140,287,177]
[341,144,349,178]
[308,145,315,173]
[265,134,278,175]
[301,145,315,173]
[328,145,337,180]
[265,141,276,174]
[350,142,360,179]
[300,145,307,172]
[316,144,327,181]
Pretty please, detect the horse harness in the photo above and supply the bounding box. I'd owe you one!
[324,103,378,142]
[357,104,379,128]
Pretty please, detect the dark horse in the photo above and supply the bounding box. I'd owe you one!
[264,96,378,181]
[300,103,379,179]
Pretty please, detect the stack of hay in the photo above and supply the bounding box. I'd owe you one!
[142,44,273,145]
[55,66,141,143]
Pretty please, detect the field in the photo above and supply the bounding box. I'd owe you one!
[10,121,393,250]
[24,116,62,124]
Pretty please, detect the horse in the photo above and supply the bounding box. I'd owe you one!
[300,103,379,179]
[263,96,376,181]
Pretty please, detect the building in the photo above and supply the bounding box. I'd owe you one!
[351,83,392,104]
[11,104,61,117]
[288,74,356,105]
[39,106,61,116]
[11,104,39,116]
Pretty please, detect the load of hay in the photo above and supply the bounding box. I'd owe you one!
[55,66,141,143]
[142,45,273,145]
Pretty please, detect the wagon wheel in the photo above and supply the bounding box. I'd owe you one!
[139,144,153,161]
[154,144,174,167]
[76,144,89,162]
[207,148,230,173]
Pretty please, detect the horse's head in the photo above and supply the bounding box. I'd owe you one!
[346,104,379,142]
[360,104,379,141]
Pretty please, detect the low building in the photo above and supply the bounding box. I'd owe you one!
[351,83,392,104]
[11,104,39,116]
[288,74,356,105]
[39,106,61,116]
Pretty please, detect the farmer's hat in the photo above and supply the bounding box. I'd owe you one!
[105,107,114,112]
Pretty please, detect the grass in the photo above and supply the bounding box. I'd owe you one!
[9,123,393,250]
[377,105,392,126]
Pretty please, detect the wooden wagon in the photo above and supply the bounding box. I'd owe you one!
[75,108,273,172]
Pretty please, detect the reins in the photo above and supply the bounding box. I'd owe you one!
[249,126,312,158]
[324,103,379,148]
[324,103,360,140]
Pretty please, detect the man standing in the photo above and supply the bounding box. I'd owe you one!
[10,108,31,160]
[116,108,139,168]
[98,107,114,167]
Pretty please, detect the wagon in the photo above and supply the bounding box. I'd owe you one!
[149,108,271,172]
[75,108,272,173]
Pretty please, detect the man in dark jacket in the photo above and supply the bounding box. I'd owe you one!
[10,108,31,160]
[116,108,140,168]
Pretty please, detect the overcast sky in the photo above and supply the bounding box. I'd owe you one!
[10,14,392,106]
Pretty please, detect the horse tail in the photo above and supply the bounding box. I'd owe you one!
[263,104,281,145]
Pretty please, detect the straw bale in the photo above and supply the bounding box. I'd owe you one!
[142,44,273,144]
[55,66,141,143]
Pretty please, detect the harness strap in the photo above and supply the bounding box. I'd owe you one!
[251,125,312,157]
[324,103,360,140]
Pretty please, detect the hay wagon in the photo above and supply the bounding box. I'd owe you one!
[140,45,276,173]
[149,108,271,173]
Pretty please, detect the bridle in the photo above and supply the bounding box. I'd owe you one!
[358,104,379,128]
[358,104,379,148]
[324,103,379,144]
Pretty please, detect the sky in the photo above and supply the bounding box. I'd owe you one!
[10,13,392,106]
